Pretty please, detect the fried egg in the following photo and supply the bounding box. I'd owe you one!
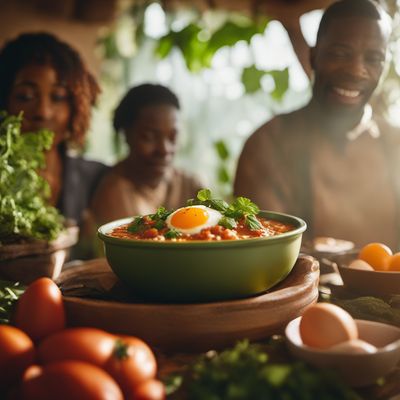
[166,205,222,234]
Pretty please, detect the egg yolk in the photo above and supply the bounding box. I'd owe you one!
[170,207,209,229]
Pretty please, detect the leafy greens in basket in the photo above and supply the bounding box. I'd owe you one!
[0,112,64,243]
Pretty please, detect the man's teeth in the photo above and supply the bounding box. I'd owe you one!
[333,87,360,98]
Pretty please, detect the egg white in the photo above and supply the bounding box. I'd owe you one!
[166,205,222,234]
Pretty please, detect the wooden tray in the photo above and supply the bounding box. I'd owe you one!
[57,255,319,352]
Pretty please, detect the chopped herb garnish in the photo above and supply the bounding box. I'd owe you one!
[150,206,172,221]
[165,228,181,239]
[196,189,212,201]
[188,190,262,231]
[218,216,237,230]
[154,219,166,230]
[125,189,265,240]
[245,214,262,230]
[127,217,145,233]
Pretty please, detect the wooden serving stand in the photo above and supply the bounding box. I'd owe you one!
[57,255,319,353]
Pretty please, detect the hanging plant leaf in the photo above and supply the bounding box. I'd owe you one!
[241,65,266,94]
[156,23,210,71]
[269,68,289,101]
[210,18,269,48]
[155,33,175,58]
[214,140,230,161]
[217,165,231,184]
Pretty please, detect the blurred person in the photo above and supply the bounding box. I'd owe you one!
[0,32,108,230]
[90,83,203,225]
[234,0,400,249]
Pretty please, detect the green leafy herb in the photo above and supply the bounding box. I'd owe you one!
[0,112,64,242]
[197,189,212,202]
[150,206,171,221]
[0,280,25,324]
[167,339,360,400]
[245,214,262,231]
[128,207,171,233]
[230,196,260,216]
[187,190,262,231]
[187,190,229,213]
[165,228,182,239]
[127,216,145,233]
[218,216,237,230]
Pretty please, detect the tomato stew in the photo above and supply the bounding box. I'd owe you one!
[108,216,294,242]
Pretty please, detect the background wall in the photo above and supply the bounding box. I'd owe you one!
[0,0,108,78]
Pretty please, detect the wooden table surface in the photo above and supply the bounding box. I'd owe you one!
[59,256,400,399]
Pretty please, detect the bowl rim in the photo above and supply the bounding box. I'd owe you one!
[337,263,400,276]
[285,316,400,356]
[97,210,307,248]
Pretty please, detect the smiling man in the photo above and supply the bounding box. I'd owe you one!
[234,0,400,248]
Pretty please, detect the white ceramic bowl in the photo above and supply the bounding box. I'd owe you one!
[285,317,400,387]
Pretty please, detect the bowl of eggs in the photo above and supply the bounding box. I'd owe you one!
[285,303,400,387]
[334,242,400,296]
[98,191,306,302]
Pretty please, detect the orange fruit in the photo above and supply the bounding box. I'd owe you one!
[358,243,392,271]
[387,252,400,272]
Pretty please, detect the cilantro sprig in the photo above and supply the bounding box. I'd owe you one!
[127,206,178,235]
[187,189,262,231]
[0,112,64,242]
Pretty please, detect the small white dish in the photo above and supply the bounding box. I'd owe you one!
[285,317,400,387]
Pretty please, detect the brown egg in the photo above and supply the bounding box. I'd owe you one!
[328,339,377,354]
[299,303,358,349]
[348,259,374,271]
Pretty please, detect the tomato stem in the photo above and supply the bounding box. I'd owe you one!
[113,339,129,360]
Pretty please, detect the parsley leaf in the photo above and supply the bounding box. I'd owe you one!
[218,216,237,229]
[197,189,212,201]
[0,112,64,242]
[127,217,145,233]
[165,228,181,239]
[245,214,262,230]
[187,190,262,231]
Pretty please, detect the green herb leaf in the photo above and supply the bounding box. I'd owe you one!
[0,280,25,324]
[165,228,181,239]
[0,112,64,242]
[232,197,260,216]
[245,214,262,231]
[167,339,360,399]
[150,206,171,221]
[127,217,144,233]
[197,189,212,201]
[218,216,237,229]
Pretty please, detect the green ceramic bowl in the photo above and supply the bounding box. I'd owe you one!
[98,211,307,303]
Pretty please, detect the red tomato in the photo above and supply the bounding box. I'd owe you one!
[13,277,65,342]
[0,325,35,388]
[38,329,158,399]
[38,327,116,365]
[133,379,166,400]
[105,336,157,398]
[20,361,124,400]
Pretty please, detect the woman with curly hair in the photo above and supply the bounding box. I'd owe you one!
[0,32,108,228]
